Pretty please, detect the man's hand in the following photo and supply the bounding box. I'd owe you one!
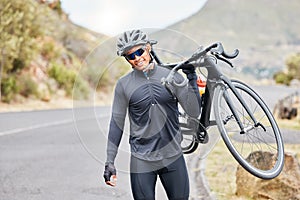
[182,64,197,80]
[103,163,117,187]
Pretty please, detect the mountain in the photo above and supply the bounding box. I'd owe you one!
[154,0,300,79]
[2,0,299,105]
[36,0,108,60]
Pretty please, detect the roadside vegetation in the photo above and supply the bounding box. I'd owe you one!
[273,53,300,85]
[0,0,115,104]
[0,0,83,103]
[1,0,300,108]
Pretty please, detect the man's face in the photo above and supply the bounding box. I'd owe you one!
[125,44,151,71]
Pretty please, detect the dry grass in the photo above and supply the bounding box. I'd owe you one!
[204,140,300,200]
[0,98,73,113]
[276,118,300,130]
[0,91,113,113]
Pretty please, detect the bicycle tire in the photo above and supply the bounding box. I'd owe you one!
[213,80,284,179]
[179,107,199,154]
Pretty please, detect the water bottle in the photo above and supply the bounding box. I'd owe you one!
[197,76,206,96]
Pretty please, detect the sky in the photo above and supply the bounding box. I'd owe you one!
[60,0,207,36]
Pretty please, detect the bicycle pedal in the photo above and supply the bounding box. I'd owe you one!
[197,132,209,144]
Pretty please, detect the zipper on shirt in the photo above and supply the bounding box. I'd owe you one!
[144,73,155,105]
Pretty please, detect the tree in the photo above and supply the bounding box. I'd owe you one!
[0,0,44,102]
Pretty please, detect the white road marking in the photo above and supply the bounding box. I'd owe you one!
[0,114,110,137]
[0,119,74,136]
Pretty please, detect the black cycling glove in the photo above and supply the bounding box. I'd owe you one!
[103,163,117,186]
[182,64,197,80]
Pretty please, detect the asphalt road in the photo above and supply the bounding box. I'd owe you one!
[0,107,128,200]
[1,107,206,200]
[0,84,299,200]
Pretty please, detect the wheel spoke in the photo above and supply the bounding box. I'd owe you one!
[214,81,284,179]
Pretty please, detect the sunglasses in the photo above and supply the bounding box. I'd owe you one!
[125,47,146,60]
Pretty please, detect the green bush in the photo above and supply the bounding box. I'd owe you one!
[48,63,89,98]
[0,0,43,74]
[11,58,26,73]
[1,76,19,103]
[40,40,61,61]
[48,63,74,95]
[273,53,300,85]
[18,74,39,98]
[286,53,300,80]
[273,71,293,85]
[72,77,90,100]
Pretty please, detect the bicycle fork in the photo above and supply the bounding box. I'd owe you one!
[220,76,266,134]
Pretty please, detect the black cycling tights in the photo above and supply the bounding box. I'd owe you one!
[130,155,189,200]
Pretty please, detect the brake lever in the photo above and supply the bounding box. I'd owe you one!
[222,49,239,59]
[215,55,234,68]
[210,42,239,59]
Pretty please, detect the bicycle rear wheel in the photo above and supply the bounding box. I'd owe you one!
[213,80,284,179]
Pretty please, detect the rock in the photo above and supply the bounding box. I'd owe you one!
[273,92,300,120]
[290,79,300,88]
[236,151,300,200]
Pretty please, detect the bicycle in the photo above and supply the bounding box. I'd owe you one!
[150,42,284,180]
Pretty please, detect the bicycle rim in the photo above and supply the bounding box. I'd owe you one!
[178,104,199,154]
[181,130,199,154]
[213,81,284,179]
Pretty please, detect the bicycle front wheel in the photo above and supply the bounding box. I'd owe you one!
[213,80,284,179]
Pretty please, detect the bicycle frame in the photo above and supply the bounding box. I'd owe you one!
[151,49,263,136]
[199,56,264,135]
[151,43,284,179]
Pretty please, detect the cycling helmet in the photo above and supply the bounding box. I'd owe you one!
[117,30,154,56]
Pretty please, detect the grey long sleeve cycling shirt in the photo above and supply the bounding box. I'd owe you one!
[105,64,201,164]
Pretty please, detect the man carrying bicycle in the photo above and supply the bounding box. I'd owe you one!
[103,29,201,200]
